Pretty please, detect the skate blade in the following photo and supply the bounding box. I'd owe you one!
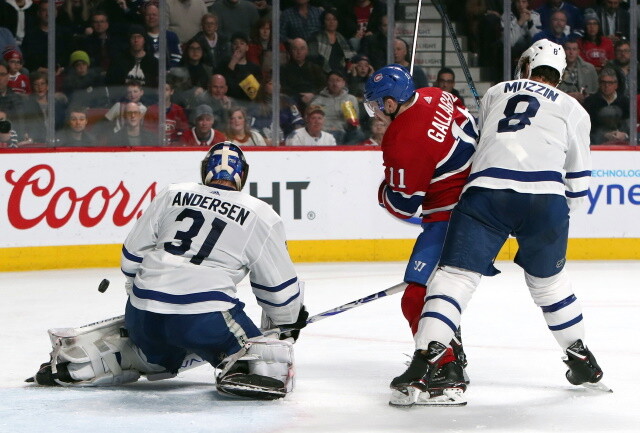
[389,386,419,407]
[580,381,613,393]
[415,388,467,406]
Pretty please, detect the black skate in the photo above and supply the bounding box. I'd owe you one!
[563,340,611,392]
[389,342,467,407]
[25,361,77,386]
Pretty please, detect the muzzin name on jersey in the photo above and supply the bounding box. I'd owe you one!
[171,191,251,226]
[503,81,559,101]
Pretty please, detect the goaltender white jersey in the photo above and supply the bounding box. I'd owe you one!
[121,182,302,324]
[468,79,591,211]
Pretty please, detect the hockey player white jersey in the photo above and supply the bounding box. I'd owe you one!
[121,182,302,324]
[468,79,591,212]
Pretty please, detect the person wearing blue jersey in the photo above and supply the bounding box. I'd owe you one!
[389,39,607,407]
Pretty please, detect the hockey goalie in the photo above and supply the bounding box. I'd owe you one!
[27,142,308,400]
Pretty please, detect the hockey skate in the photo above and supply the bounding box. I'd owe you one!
[26,361,77,386]
[389,342,467,407]
[563,340,612,393]
[216,360,287,400]
[450,327,470,384]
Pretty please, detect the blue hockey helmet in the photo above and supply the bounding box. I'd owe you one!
[201,142,249,190]
[363,64,416,116]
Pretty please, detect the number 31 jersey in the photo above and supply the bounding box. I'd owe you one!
[468,79,591,211]
[121,183,301,324]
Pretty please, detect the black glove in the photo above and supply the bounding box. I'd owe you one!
[278,305,309,342]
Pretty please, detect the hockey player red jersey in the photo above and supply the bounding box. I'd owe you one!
[378,87,478,223]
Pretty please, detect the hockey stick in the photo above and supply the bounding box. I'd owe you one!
[431,0,481,110]
[409,0,424,75]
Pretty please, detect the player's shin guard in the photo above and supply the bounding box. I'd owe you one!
[216,336,294,400]
[526,270,585,349]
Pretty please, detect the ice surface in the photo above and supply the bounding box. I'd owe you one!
[1,261,638,433]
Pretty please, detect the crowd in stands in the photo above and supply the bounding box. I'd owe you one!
[0,0,637,148]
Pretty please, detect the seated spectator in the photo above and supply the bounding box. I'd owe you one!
[247,17,286,75]
[583,68,630,145]
[308,8,356,75]
[311,70,364,145]
[280,38,326,109]
[145,80,189,146]
[25,71,66,134]
[280,0,323,45]
[285,105,337,146]
[0,109,20,148]
[0,0,36,46]
[358,117,386,146]
[510,0,542,63]
[0,27,20,55]
[347,54,374,100]
[179,38,212,91]
[105,24,159,97]
[247,75,304,145]
[197,73,235,129]
[578,10,614,71]
[56,0,92,43]
[216,32,262,102]
[168,67,200,116]
[3,47,30,95]
[532,9,574,45]
[104,81,147,133]
[0,62,25,139]
[192,13,231,71]
[62,50,109,108]
[80,11,127,76]
[435,67,466,107]
[358,13,387,70]
[225,105,267,146]
[56,106,97,147]
[209,0,259,40]
[604,39,638,96]
[333,0,387,52]
[21,0,71,74]
[109,101,157,147]
[393,38,428,88]
[179,103,226,147]
[594,0,630,42]
[535,0,583,37]
[591,105,628,145]
[167,0,208,43]
[141,2,182,69]
[558,39,598,105]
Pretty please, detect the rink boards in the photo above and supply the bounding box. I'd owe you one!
[1,148,639,271]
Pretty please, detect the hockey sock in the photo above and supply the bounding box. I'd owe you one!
[401,283,427,335]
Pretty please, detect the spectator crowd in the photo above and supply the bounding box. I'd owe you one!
[0,0,636,148]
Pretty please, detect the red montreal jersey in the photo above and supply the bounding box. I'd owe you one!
[378,87,478,223]
[8,73,31,95]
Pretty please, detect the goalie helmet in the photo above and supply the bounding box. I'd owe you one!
[363,64,415,116]
[515,39,566,82]
[201,142,249,191]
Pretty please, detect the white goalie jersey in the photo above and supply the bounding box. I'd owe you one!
[469,79,591,212]
[121,182,302,325]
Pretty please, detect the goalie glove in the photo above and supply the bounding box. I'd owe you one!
[261,305,309,343]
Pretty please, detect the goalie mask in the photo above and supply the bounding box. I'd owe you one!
[201,142,249,191]
[363,64,416,118]
[515,39,567,82]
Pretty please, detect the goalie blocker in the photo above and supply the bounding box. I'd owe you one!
[27,316,297,400]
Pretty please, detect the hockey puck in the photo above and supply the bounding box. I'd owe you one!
[98,279,110,293]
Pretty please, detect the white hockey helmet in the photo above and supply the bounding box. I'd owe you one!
[515,39,567,82]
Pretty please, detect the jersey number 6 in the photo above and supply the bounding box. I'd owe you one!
[164,208,228,265]
[497,94,541,133]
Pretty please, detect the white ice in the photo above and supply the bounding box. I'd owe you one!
[1,261,639,433]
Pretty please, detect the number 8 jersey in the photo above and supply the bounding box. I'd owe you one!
[468,79,592,212]
[121,182,302,324]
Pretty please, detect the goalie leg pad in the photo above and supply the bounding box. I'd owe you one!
[35,316,165,386]
[216,336,295,400]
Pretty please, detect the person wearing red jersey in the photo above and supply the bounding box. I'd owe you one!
[144,81,189,145]
[364,64,478,406]
[3,48,30,95]
[179,104,227,147]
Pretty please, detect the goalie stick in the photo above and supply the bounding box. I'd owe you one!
[431,0,481,110]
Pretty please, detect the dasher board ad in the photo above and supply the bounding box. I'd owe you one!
[1,149,639,248]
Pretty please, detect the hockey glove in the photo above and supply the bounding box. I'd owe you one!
[277,305,309,343]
